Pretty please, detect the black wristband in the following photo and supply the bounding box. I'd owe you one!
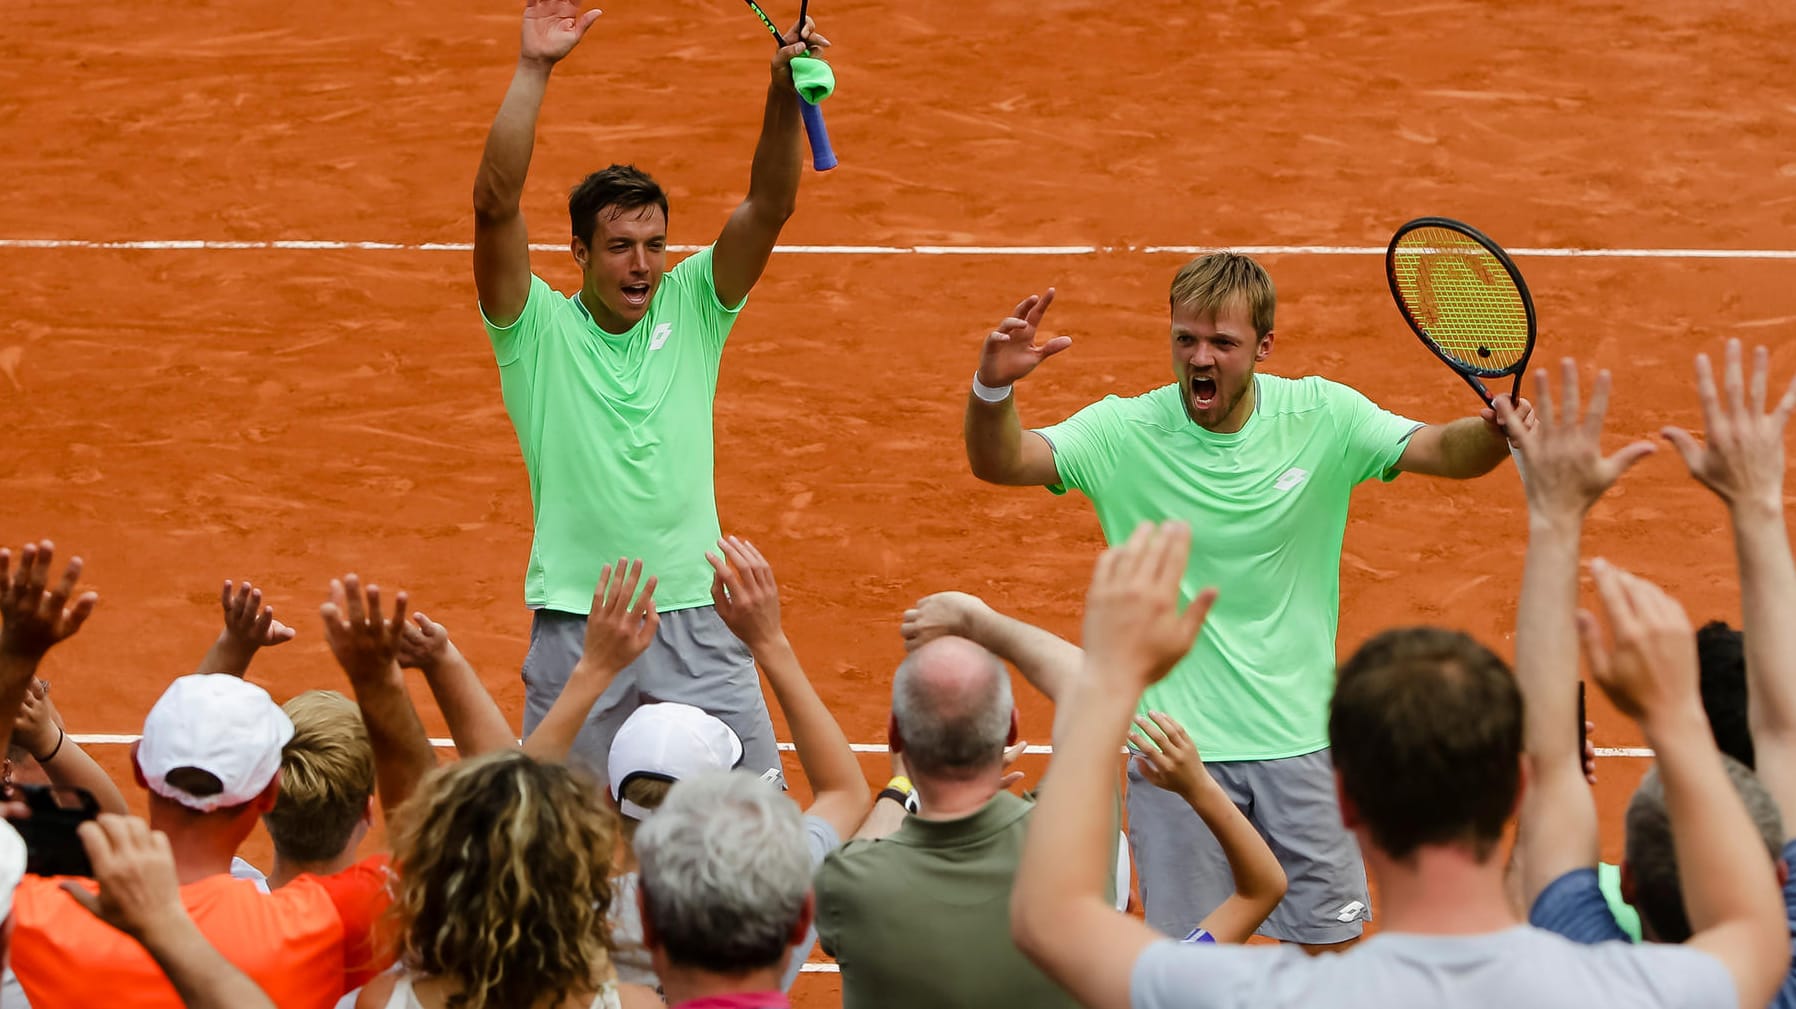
[34,726,64,764]
[877,787,910,807]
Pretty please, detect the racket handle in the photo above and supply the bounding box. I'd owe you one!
[799,98,837,171]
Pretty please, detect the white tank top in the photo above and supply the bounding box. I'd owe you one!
[382,974,622,1009]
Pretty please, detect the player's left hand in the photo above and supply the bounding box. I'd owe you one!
[772,16,830,84]
[1482,395,1538,443]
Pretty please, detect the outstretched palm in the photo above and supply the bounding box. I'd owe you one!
[520,0,601,64]
[978,289,1072,388]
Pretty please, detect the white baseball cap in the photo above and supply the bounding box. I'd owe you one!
[608,703,743,820]
[0,821,25,920]
[138,675,295,813]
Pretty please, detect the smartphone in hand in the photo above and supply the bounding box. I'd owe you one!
[6,785,100,877]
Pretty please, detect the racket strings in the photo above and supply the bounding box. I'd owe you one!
[1390,226,1530,373]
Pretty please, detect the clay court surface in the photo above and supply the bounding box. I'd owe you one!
[4,0,1796,998]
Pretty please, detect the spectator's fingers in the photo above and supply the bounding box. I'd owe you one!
[58,881,103,919]
[633,576,658,619]
[363,584,385,632]
[1751,345,1770,415]
[341,575,367,626]
[1134,714,1173,753]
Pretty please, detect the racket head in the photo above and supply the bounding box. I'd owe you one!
[1386,217,1537,393]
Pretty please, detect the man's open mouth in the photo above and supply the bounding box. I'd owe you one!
[1189,376,1218,410]
[622,283,651,307]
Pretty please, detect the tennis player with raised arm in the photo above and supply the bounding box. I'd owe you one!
[471,0,828,783]
[963,253,1534,951]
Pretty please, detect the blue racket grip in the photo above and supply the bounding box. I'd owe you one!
[799,98,837,171]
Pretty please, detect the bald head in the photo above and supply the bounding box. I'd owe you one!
[891,637,1014,781]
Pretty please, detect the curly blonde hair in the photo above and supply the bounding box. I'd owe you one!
[385,751,619,1009]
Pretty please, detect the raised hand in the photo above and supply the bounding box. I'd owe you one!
[0,541,98,660]
[218,581,296,651]
[771,16,831,83]
[577,559,658,677]
[707,537,785,652]
[899,591,991,653]
[1082,523,1216,688]
[1498,359,1655,521]
[396,612,455,673]
[977,290,1071,389]
[519,0,601,66]
[319,575,408,685]
[1576,559,1699,727]
[1662,339,1796,513]
[14,679,61,761]
[1000,739,1028,790]
[61,815,189,942]
[1128,711,1216,800]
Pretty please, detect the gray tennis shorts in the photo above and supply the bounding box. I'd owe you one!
[519,605,783,788]
[1127,748,1370,945]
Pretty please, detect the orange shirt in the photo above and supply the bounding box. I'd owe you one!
[10,856,391,1009]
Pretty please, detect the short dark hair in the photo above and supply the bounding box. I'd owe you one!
[1329,627,1522,862]
[568,165,669,247]
[1624,756,1783,941]
[1697,620,1753,769]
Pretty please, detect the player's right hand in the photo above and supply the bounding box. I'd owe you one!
[519,0,602,66]
[977,289,1071,389]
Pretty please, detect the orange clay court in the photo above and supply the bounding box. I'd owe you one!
[3,0,1794,1002]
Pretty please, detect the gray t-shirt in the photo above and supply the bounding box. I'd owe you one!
[1131,926,1735,1009]
[607,813,842,992]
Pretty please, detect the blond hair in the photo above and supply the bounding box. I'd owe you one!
[386,751,619,1009]
[264,690,374,862]
[618,776,673,843]
[1169,252,1276,338]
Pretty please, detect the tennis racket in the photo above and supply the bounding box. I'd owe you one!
[743,0,838,171]
[1385,217,1536,409]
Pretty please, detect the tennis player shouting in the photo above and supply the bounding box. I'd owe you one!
[963,253,1534,951]
[471,0,827,781]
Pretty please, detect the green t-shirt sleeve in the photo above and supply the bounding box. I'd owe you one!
[1324,380,1424,484]
[480,274,556,367]
[669,245,746,362]
[1035,395,1128,495]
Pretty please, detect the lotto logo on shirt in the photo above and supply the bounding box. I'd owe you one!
[1274,467,1311,492]
[650,323,673,350]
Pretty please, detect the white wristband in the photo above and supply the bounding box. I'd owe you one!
[971,371,1013,403]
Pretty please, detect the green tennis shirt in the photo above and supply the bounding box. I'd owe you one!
[1037,375,1422,761]
[482,247,741,614]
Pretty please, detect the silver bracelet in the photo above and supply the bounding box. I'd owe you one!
[971,371,1013,403]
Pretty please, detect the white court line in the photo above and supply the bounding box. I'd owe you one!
[66,733,1657,758]
[4,238,1796,260]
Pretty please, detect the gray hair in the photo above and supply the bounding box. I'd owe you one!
[635,770,813,972]
[1624,754,1784,942]
[891,637,1013,780]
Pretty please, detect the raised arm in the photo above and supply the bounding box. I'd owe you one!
[1128,711,1283,943]
[65,815,277,1009]
[900,592,1079,702]
[472,0,600,327]
[320,576,437,818]
[965,290,1071,487]
[522,561,657,762]
[710,20,828,309]
[1013,523,1217,1009]
[194,580,295,677]
[709,536,869,841]
[1501,362,1654,904]
[1580,562,1790,1009]
[1663,340,1796,825]
[1394,395,1535,479]
[398,613,519,758]
[15,680,129,815]
[0,542,98,761]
